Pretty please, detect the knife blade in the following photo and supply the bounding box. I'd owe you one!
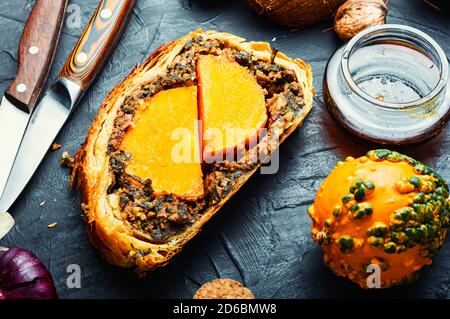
[0,0,136,212]
[0,0,68,200]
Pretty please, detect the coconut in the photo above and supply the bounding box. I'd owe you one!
[247,0,347,29]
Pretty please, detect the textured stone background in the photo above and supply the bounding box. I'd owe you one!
[1,0,450,298]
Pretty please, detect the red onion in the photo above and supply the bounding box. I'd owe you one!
[0,247,57,299]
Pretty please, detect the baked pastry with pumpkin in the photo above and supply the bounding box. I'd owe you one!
[309,150,450,288]
[73,30,313,272]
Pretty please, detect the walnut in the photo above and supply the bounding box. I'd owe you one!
[334,0,388,40]
[193,278,254,299]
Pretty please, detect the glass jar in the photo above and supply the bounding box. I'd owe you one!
[324,24,450,145]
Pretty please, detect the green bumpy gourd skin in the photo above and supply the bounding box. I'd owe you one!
[309,149,450,288]
[366,150,450,256]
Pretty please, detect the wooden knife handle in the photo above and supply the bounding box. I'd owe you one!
[5,0,68,113]
[59,0,135,89]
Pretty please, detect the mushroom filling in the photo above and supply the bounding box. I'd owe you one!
[106,36,306,243]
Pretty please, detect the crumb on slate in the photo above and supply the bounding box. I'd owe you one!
[60,151,75,168]
[51,143,62,151]
[194,278,254,299]
[39,200,46,208]
[47,222,57,229]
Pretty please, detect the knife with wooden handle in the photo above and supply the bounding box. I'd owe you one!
[0,0,136,212]
[0,0,68,202]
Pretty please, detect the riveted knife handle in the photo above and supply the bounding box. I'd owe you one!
[59,0,135,89]
[5,0,68,113]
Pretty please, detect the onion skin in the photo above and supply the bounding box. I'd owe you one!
[247,0,347,29]
[0,248,57,299]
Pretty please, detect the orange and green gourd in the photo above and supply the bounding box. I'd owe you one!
[308,149,450,288]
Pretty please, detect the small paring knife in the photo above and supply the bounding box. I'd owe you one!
[0,0,136,212]
[0,0,68,201]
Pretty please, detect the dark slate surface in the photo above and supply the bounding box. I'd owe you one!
[1,0,450,299]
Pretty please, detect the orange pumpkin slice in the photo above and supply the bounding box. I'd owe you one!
[121,86,203,198]
[197,55,267,162]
